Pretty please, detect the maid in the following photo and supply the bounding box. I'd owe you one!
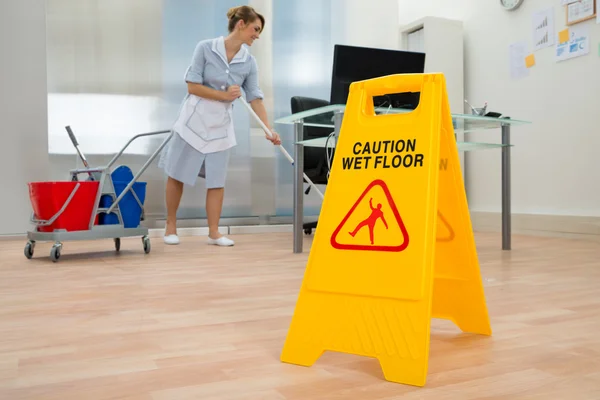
[159,5,280,246]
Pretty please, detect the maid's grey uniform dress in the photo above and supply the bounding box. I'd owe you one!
[159,36,264,188]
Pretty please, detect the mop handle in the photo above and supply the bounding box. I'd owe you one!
[65,125,94,181]
[236,97,325,200]
[236,98,294,164]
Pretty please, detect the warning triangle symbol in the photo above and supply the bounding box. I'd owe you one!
[330,179,409,252]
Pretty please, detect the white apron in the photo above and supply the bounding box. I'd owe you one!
[173,94,236,154]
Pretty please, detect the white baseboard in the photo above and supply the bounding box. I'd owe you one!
[471,212,600,241]
[146,224,292,238]
[0,224,293,242]
[229,224,292,234]
[145,226,227,238]
[3,213,599,242]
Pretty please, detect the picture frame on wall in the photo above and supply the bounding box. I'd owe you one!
[566,0,595,25]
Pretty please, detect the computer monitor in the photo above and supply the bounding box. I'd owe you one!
[329,44,426,110]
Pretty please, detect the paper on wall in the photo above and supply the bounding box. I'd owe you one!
[525,54,536,68]
[558,29,570,44]
[509,41,529,79]
[555,26,589,62]
[561,0,578,4]
[532,7,555,51]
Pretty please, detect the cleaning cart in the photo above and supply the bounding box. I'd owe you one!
[24,126,173,262]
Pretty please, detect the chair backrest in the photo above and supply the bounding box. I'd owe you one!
[290,96,332,139]
[290,96,332,174]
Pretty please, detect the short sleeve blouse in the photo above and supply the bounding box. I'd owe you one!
[183,36,264,102]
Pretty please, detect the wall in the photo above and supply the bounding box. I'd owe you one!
[0,0,50,236]
[398,0,600,228]
[336,0,400,49]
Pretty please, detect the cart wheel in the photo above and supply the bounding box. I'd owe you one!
[24,241,35,259]
[50,243,62,263]
[304,228,313,235]
[142,236,151,254]
[114,238,121,252]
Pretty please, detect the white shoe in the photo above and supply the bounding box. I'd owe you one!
[163,234,180,245]
[207,236,234,247]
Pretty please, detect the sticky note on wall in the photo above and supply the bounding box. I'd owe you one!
[559,29,569,44]
[525,54,535,68]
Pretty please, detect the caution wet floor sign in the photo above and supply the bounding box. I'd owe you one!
[280,73,492,387]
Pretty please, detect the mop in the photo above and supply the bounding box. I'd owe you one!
[237,97,325,200]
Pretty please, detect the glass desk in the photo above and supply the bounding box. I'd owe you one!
[274,104,531,253]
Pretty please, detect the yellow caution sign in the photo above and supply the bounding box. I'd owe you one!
[280,73,491,387]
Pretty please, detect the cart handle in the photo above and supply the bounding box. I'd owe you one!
[106,129,171,170]
[106,131,174,215]
[30,183,80,227]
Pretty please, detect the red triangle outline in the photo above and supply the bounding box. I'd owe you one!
[436,210,456,242]
[330,179,409,252]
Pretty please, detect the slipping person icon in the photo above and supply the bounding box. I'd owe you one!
[349,198,388,245]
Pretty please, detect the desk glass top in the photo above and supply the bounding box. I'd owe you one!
[297,136,512,152]
[274,104,531,134]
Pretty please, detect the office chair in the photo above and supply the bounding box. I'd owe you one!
[290,96,334,235]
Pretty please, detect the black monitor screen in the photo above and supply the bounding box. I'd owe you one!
[329,44,426,110]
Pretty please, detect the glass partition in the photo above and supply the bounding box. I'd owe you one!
[45,0,257,224]
[271,0,338,218]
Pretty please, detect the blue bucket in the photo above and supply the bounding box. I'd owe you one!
[98,166,147,228]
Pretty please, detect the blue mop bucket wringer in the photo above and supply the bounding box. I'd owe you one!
[98,165,147,228]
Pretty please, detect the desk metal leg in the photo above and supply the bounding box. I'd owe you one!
[333,111,343,142]
[501,123,511,250]
[293,120,304,253]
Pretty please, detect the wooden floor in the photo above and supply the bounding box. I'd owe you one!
[0,232,599,399]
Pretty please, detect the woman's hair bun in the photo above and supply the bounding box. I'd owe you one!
[226,6,241,20]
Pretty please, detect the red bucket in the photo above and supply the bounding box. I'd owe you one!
[28,181,100,232]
